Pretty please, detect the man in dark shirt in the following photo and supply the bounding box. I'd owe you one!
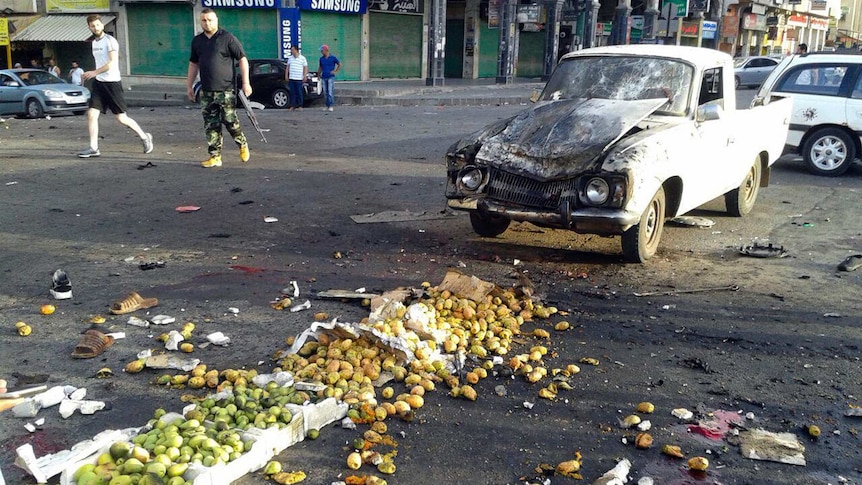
[187,8,251,168]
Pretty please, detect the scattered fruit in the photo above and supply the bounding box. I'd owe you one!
[636,402,655,414]
[40,304,56,315]
[688,456,709,471]
[16,321,32,336]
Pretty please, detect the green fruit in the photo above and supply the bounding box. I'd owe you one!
[131,446,150,463]
[108,475,132,485]
[263,460,282,475]
[167,463,189,478]
[138,475,163,485]
[145,462,167,478]
[307,429,319,440]
[74,463,97,481]
[122,457,145,474]
[76,470,99,485]
[166,477,185,485]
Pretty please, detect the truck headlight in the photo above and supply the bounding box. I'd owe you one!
[459,166,484,190]
[584,177,610,205]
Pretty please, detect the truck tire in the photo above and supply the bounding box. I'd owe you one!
[26,99,44,119]
[470,212,510,237]
[621,186,665,263]
[802,127,855,176]
[725,155,761,217]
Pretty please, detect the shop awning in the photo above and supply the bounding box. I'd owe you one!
[12,14,115,42]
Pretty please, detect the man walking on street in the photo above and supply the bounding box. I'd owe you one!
[286,45,307,111]
[79,15,153,158]
[187,8,251,168]
[317,44,340,112]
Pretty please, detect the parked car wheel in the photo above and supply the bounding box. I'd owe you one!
[725,155,761,217]
[802,127,855,176]
[26,99,44,119]
[734,76,741,89]
[469,211,510,237]
[271,88,289,108]
[621,186,665,263]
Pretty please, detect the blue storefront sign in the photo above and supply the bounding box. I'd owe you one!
[202,0,277,8]
[702,20,717,40]
[278,7,302,59]
[297,0,367,14]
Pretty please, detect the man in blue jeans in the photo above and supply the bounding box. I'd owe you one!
[286,45,307,111]
[317,45,340,112]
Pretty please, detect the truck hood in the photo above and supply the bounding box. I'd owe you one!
[475,97,669,180]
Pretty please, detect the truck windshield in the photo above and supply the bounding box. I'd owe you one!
[541,56,694,116]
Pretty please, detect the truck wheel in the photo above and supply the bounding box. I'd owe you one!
[470,212,510,237]
[621,186,665,263]
[802,127,855,176]
[725,155,761,217]
[271,89,289,108]
[26,99,44,119]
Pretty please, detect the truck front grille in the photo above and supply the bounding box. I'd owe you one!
[486,168,578,210]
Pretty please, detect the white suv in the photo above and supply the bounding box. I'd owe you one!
[753,53,862,176]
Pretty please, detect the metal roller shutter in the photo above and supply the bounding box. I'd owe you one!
[126,4,195,76]
[302,11,362,81]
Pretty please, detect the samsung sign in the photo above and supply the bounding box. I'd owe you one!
[298,0,367,14]
[202,0,277,7]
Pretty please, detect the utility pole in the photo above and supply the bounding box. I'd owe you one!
[642,0,659,43]
[543,0,564,80]
[496,0,517,83]
[426,0,446,86]
[609,0,632,45]
[582,0,601,47]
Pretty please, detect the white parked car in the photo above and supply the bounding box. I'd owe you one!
[446,45,792,262]
[753,52,862,176]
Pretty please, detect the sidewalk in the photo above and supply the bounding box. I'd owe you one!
[123,77,545,108]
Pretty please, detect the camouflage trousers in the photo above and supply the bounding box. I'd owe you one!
[200,91,247,157]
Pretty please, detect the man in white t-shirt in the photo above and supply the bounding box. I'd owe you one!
[286,46,308,111]
[68,60,84,86]
[78,14,153,158]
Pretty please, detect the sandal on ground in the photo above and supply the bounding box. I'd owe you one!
[71,330,115,358]
[838,254,862,272]
[109,291,159,315]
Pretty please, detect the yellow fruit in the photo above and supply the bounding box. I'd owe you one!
[662,444,684,458]
[188,376,205,389]
[688,456,709,471]
[637,402,655,414]
[347,452,362,470]
[808,425,821,437]
[15,321,31,336]
[377,460,396,474]
[180,342,194,353]
[125,359,146,374]
[272,471,307,485]
[40,304,56,315]
[635,433,653,449]
[555,321,570,331]
[621,415,641,428]
[89,315,106,324]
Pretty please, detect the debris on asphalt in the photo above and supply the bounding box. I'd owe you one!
[591,458,631,485]
[844,407,862,417]
[738,428,806,465]
[205,331,231,346]
[126,315,148,327]
[317,289,381,299]
[290,300,312,312]
[144,353,200,371]
[633,284,739,297]
[688,410,743,440]
[264,216,279,223]
[175,205,201,213]
[668,216,715,227]
[138,261,165,270]
[672,408,694,420]
[149,314,176,325]
[349,209,456,224]
[739,242,788,258]
[837,254,862,271]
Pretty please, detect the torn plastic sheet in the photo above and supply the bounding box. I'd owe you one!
[145,354,200,372]
[15,428,139,483]
[738,428,806,466]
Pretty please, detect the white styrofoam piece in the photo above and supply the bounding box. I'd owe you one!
[30,428,139,485]
[33,386,67,408]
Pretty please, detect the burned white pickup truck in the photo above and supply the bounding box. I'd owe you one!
[445,45,791,262]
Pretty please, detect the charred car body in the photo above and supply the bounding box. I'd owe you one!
[446,45,791,262]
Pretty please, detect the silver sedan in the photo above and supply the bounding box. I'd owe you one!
[0,68,90,118]
[734,56,780,89]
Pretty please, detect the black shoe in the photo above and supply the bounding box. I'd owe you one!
[50,269,72,299]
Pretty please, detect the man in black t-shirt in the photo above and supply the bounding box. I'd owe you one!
[187,8,252,168]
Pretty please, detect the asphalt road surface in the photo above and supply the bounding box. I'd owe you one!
[0,102,860,485]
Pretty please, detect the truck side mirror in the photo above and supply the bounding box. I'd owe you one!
[696,104,722,122]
